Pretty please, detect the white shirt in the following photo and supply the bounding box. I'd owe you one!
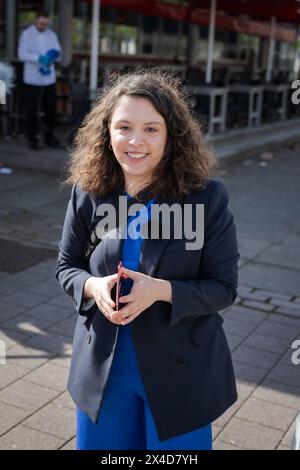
[18,24,61,86]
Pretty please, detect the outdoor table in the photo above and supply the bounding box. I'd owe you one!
[184,85,228,134]
[228,84,263,127]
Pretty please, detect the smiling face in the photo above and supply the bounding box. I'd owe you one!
[109,95,168,195]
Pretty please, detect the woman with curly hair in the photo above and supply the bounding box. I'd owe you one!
[56,70,239,450]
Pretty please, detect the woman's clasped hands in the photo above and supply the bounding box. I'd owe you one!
[85,267,168,326]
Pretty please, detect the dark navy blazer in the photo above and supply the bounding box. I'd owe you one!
[55,179,239,441]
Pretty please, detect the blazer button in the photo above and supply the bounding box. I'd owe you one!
[176,356,187,367]
[87,333,91,344]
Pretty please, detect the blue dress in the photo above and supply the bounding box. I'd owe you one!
[76,193,212,450]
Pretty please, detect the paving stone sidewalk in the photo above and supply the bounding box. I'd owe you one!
[0,144,299,450]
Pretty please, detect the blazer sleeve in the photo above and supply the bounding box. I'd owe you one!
[168,180,239,327]
[55,185,96,317]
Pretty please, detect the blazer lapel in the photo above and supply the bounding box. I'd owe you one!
[100,191,184,278]
[99,189,124,276]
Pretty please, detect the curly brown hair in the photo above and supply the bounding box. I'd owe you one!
[63,69,218,199]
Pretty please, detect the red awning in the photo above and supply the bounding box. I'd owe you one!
[82,0,298,43]
[193,0,300,24]
[83,0,300,24]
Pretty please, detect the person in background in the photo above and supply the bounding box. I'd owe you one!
[18,9,61,150]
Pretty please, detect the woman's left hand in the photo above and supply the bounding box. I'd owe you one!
[110,267,166,325]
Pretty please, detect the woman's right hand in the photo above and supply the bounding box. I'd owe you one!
[83,275,118,321]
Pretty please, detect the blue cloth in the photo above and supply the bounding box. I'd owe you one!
[38,54,51,66]
[120,193,155,296]
[39,48,60,76]
[46,48,60,61]
[76,193,212,450]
